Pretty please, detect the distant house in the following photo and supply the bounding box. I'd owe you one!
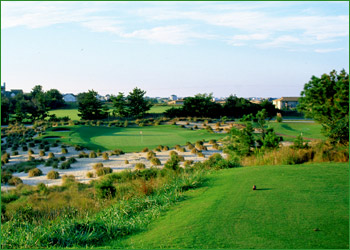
[168,100,184,105]
[170,95,178,101]
[273,97,300,110]
[1,82,23,98]
[63,93,77,102]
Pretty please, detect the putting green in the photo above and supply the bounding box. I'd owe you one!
[41,125,226,152]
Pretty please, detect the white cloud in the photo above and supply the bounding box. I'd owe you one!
[314,48,345,53]
[122,25,204,45]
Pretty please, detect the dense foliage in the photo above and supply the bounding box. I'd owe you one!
[298,69,349,144]
[165,94,276,119]
[77,90,108,120]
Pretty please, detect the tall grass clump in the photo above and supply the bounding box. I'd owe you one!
[150,157,161,166]
[47,170,59,179]
[28,168,42,177]
[102,152,109,160]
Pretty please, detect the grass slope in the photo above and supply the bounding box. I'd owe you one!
[109,162,349,249]
[41,125,226,152]
[269,121,325,141]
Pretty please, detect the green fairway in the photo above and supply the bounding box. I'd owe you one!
[40,125,226,152]
[48,109,80,120]
[268,121,325,141]
[148,105,174,114]
[108,162,349,249]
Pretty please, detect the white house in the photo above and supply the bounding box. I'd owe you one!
[63,94,77,102]
[273,97,300,110]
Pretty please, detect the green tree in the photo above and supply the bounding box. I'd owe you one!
[126,87,152,117]
[111,92,129,118]
[30,85,49,120]
[1,96,11,124]
[225,122,255,156]
[298,69,349,144]
[77,90,108,120]
[45,89,65,109]
[182,93,222,118]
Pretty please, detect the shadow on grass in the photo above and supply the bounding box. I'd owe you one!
[255,188,273,191]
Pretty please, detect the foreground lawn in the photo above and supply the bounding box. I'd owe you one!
[40,125,226,152]
[268,121,325,141]
[108,162,348,249]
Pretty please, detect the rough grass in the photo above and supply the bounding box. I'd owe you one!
[108,162,349,249]
[38,125,226,152]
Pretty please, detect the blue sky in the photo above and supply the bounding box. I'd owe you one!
[1,1,349,98]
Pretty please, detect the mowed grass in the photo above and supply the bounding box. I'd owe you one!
[268,121,325,141]
[48,109,80,120]
[108,162,349,249]
[48,105,175,120]
[41,125,226,152]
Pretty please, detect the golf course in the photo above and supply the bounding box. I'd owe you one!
[40,125,227,152]
[108,162,349,249]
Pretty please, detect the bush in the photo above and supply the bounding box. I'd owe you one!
[59,161,71,169]
[164,155,180,171]
[291,135,309,149]
[28,168,42,177]
[1,171,13,184]
[169,151,178,156]
[125,160,129,164]
[86,172,94,178]
[48,152,55,159]
[89,151,97,158]
[38,144,44,149]
[62,148,68,154]
[162,146,169,151]
[93,163,104,170]
[47,170,59,179]
[184,160,194,167]
[1,153,10,164]
[78,152,88,158]
[39,150,45,156]
[96,167,113,177]
[142,147,149,152]
[95,179,116,199]
[197,152,205,158]
[11,151,19,156]
[59,156,66,161]
[62,175,76,185]
[102,152,109,160]
[22,145,28,151]
[28,149,34,155]
[147,151,156,160]
[52,162,59,169]
[150,157,161,166]
[28,155,35,161]
[111,149,124,156]
[135,163,146,170]
[67,157,77,164]
[191,148,199,154]
[44,145,50,152]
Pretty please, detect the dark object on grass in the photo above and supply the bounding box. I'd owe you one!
[313,228,320,232]
[252,185,256,190]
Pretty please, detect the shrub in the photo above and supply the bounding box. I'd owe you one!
[184,160,194,167]
[142,147,149,152]
[178,147,186,152]
[38,144,44,149]
[197,152,205,158]
[59,161,71,169]
[93,163,104,170]
[276,115,283,123]
[59,156,66,161]
[62,175,76,185]
[178,155,185,161]
[52,162,59,169]
[1,153,10,164]
[28,168,42,177]
[194,125,198,129]
[89,151,97,158]
[162,146,169,151]
[147,151,156,160]
[28,155,35,161]
[22,145,28,151]
[39,150,45,156]
[164,155,180,171]
[78,152,88,158]
[291,135,309,149]
[28,149,34,155]
[150,157,161,166]
[95,179,116,199]
[48,152,55,159]
[67,157,77,164]
[96,167,113,177]
[28,142,35,147]
[12,151,19,156]
[209,139,217,144]
[45,159,53,166]
[1,171,13,184]
[102,152,109,160]
[125,160,129,164]
[169,151,178,156]
[111,149,124,156]
[74,145,83,151]
[187,144,194,150]
[191,148,199,154]
[44,145,50,152]
[47,170,59,179]
[135,163,146,170]
[61,148,68,154]
[86,172,94,178]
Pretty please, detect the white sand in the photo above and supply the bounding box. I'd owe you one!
[1,142,227,191]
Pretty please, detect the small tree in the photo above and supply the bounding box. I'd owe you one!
[127,87,153,117]
[77,90,108,120]
[298,69,349,144]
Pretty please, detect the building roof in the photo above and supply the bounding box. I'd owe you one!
[274,97,300,102]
